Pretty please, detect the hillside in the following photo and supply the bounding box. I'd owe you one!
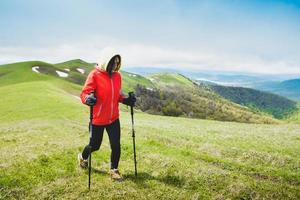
[0,79,299,199]
[254,79,300,101]
[209,85,297,119]
[142,73,279,124]
[0,60,89,88]
[287,102,300,123]
[135,84,280,124]
[0,60,154,94]
[121,71,155,92]
[54,59,95,69]
[0,61,55,87]
[149,73,195,89]
[0,61,280,124]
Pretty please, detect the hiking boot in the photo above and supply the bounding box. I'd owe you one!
[109,169,123,181]
[78,153,88,169]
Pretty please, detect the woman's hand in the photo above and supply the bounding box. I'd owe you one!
[86,93,97,106]
[122,94,136,106]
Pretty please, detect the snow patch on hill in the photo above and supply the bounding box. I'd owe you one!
[56,70,68,77]
[76,68,85,74]
[32,66,40,73]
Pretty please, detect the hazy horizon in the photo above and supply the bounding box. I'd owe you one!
[2,58,300,77]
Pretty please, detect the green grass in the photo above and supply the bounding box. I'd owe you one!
[0,79,300,199]
[149,73,195,89]
[54,59,94,70]
[287,102,300,123]
[0,61,55,87]
[121,71,155,93]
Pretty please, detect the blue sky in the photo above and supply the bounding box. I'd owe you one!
[0,0,300,74]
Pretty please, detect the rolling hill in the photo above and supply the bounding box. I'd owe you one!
[209,85,297,119]
[54,59,155,92]
[0,60,281,124]
[0,60,154,94]
[149,73,195,89]
[142,73,282,123]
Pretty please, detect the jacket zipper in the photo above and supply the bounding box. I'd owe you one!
[110,77,114,121]
[97,104,102,118]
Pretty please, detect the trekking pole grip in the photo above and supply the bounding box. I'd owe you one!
[128,92,135,116]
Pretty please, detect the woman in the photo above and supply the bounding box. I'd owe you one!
[78,54,136,181]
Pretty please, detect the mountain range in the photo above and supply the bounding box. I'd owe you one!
[125,67,300,100]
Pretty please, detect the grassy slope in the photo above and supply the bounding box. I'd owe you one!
[0,60,155,94]
[149,73,195,89]
[55,59,155,93]
[0,64,300,199]
[121,71,155,93]
[287,102,300,123]
[0,81,299,199]
[54,59,94,69]
[0,61,54,87]
[146,73,279,124]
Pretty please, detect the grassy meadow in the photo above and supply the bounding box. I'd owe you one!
[0,61,300,199]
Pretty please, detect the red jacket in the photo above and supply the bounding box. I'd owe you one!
[80,68,124,125]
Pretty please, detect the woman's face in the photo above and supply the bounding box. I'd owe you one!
[107,56,120,74]
[113,56,120,70]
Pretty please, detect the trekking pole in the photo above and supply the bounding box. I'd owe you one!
[128,92,137,177]
[88,92,95,190]
[88,143,92,190]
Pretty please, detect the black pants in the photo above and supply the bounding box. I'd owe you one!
[82,118,121,169]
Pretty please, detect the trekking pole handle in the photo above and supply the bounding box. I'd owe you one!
[88,91,95,134]
[128,92,135,116]
[89,91,95,119]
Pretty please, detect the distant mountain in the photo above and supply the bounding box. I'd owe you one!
[254,79,300,100]
[209,85,297,119]
[126,67,300,100]
[280,79,300,89]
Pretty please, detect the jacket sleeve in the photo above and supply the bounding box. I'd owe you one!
[118,90,125,103]
[118,73,125,103]
[80,70,96,105]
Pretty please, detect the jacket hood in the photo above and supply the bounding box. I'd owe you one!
[96,48,121,72]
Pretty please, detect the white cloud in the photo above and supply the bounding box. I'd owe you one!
[0,41,299,75]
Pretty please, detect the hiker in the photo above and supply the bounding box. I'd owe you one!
[77,53,136,181]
